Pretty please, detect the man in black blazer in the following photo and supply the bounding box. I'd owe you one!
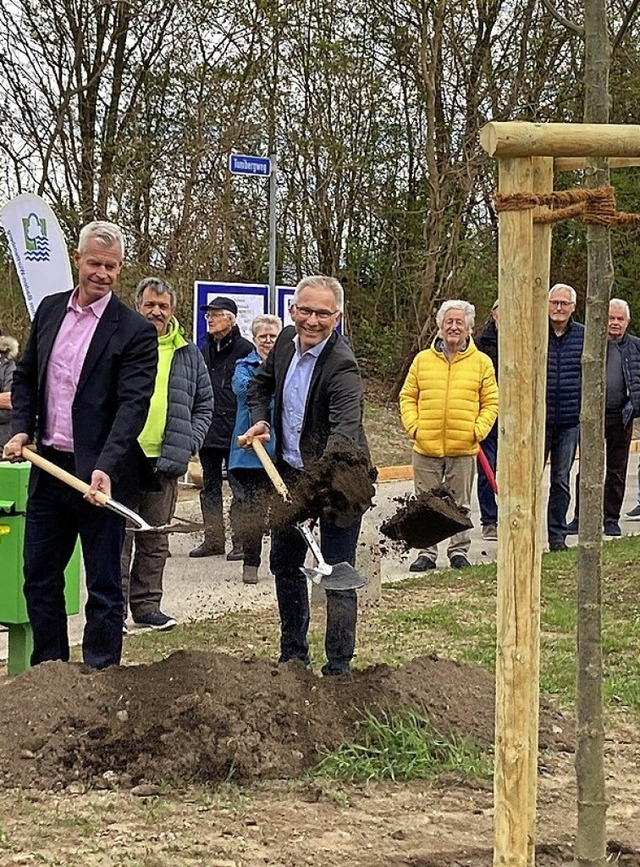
[3,221,158,669]
[243,275,372,676]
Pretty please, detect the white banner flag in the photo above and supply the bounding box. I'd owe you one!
[0,193,73,320]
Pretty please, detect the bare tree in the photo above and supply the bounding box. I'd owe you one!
[576,3,611,864]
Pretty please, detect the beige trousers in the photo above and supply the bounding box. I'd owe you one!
[412,453,475,561]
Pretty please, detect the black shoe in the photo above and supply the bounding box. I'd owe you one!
[565,519,579,535]
[549,541,568,552]
[133,611,178,630]
[604,520,622,537]
[189,541,224,558]
[626,504,640,518]
[321,665,351,677]
[449,554,470,569]
[409,554,437,572]
[226,546,244,561]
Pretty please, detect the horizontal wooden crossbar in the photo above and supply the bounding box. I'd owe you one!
[481,121,640,158]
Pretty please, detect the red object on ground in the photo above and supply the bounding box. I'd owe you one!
[478,446,498,494]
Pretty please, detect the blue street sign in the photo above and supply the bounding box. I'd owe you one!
[228,154,272,177]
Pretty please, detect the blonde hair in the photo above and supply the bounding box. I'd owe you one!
[251,314,282,336]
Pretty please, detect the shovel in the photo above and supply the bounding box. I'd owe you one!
[239,436,366,591]
[18,447,204,534]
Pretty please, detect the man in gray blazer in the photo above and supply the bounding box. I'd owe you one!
[243,275,373,676]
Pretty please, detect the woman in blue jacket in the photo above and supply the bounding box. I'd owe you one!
[228,314,282,583]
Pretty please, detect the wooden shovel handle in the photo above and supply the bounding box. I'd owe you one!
[22,447,110,507]
[237,435,290,501]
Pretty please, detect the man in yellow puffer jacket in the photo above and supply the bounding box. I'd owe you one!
[400,299,498,571]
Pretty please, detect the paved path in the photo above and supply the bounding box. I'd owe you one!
[3,458,640,664]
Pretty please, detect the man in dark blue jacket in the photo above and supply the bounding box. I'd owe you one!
[190,297,253,559]
[545,283,585,551]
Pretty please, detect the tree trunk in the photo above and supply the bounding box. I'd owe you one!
[576,1,610,864]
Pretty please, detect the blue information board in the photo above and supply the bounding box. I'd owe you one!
[193,281,341,345]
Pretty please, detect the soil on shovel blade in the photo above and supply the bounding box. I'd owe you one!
[380,487,473,550]
[0,651,571,792]
[268,438,377,530]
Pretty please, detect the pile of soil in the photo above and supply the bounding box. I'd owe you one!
[271,439,376,529]
[381,487,473,550]
[0,652,570,792]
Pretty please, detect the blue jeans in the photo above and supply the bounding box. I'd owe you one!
[24,461,126,669]
[477,421,498,526]
[270,465,361,675]
[544,424,580,546]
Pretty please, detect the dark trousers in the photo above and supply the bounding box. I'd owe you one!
[199,446,242,549]
[121,471,178,619]
[228,468,272,567]
[544,424,580,545]
[24,453,125,670]
[604,411,633,521]
[270,463,360,676]
[572,411,633,523]
[477,420,498,526]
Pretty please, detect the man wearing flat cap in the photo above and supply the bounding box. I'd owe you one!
[190,296,253,558]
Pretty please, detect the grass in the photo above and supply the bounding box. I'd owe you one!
[311,707,492,783]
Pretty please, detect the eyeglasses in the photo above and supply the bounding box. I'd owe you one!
[549,300,572,308]
[255,333,277,343]
[204,310,227,320]
[294,305,338,322]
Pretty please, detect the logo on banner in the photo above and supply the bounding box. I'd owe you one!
[0,193,73,319]
[22,213,50,262]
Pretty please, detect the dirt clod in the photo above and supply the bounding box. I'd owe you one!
[271,438,377,529]
[380,486,473,549]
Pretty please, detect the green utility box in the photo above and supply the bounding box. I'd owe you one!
[0,462,81,674]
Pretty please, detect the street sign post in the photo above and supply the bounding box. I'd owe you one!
[228,151,277,312]
[228,154,272,177]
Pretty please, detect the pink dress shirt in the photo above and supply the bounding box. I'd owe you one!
[41,289,113,452]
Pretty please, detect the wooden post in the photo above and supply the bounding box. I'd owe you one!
[494,155,539,867]
[480,119,640,867]
[526,157,554,866]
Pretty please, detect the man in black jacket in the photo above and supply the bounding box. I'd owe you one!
[242,275,373,676]
[3,221,158,669]
[568,298,640,535]
[190,296,253,558]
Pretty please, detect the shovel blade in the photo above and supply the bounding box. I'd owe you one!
[300,562,366,591]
